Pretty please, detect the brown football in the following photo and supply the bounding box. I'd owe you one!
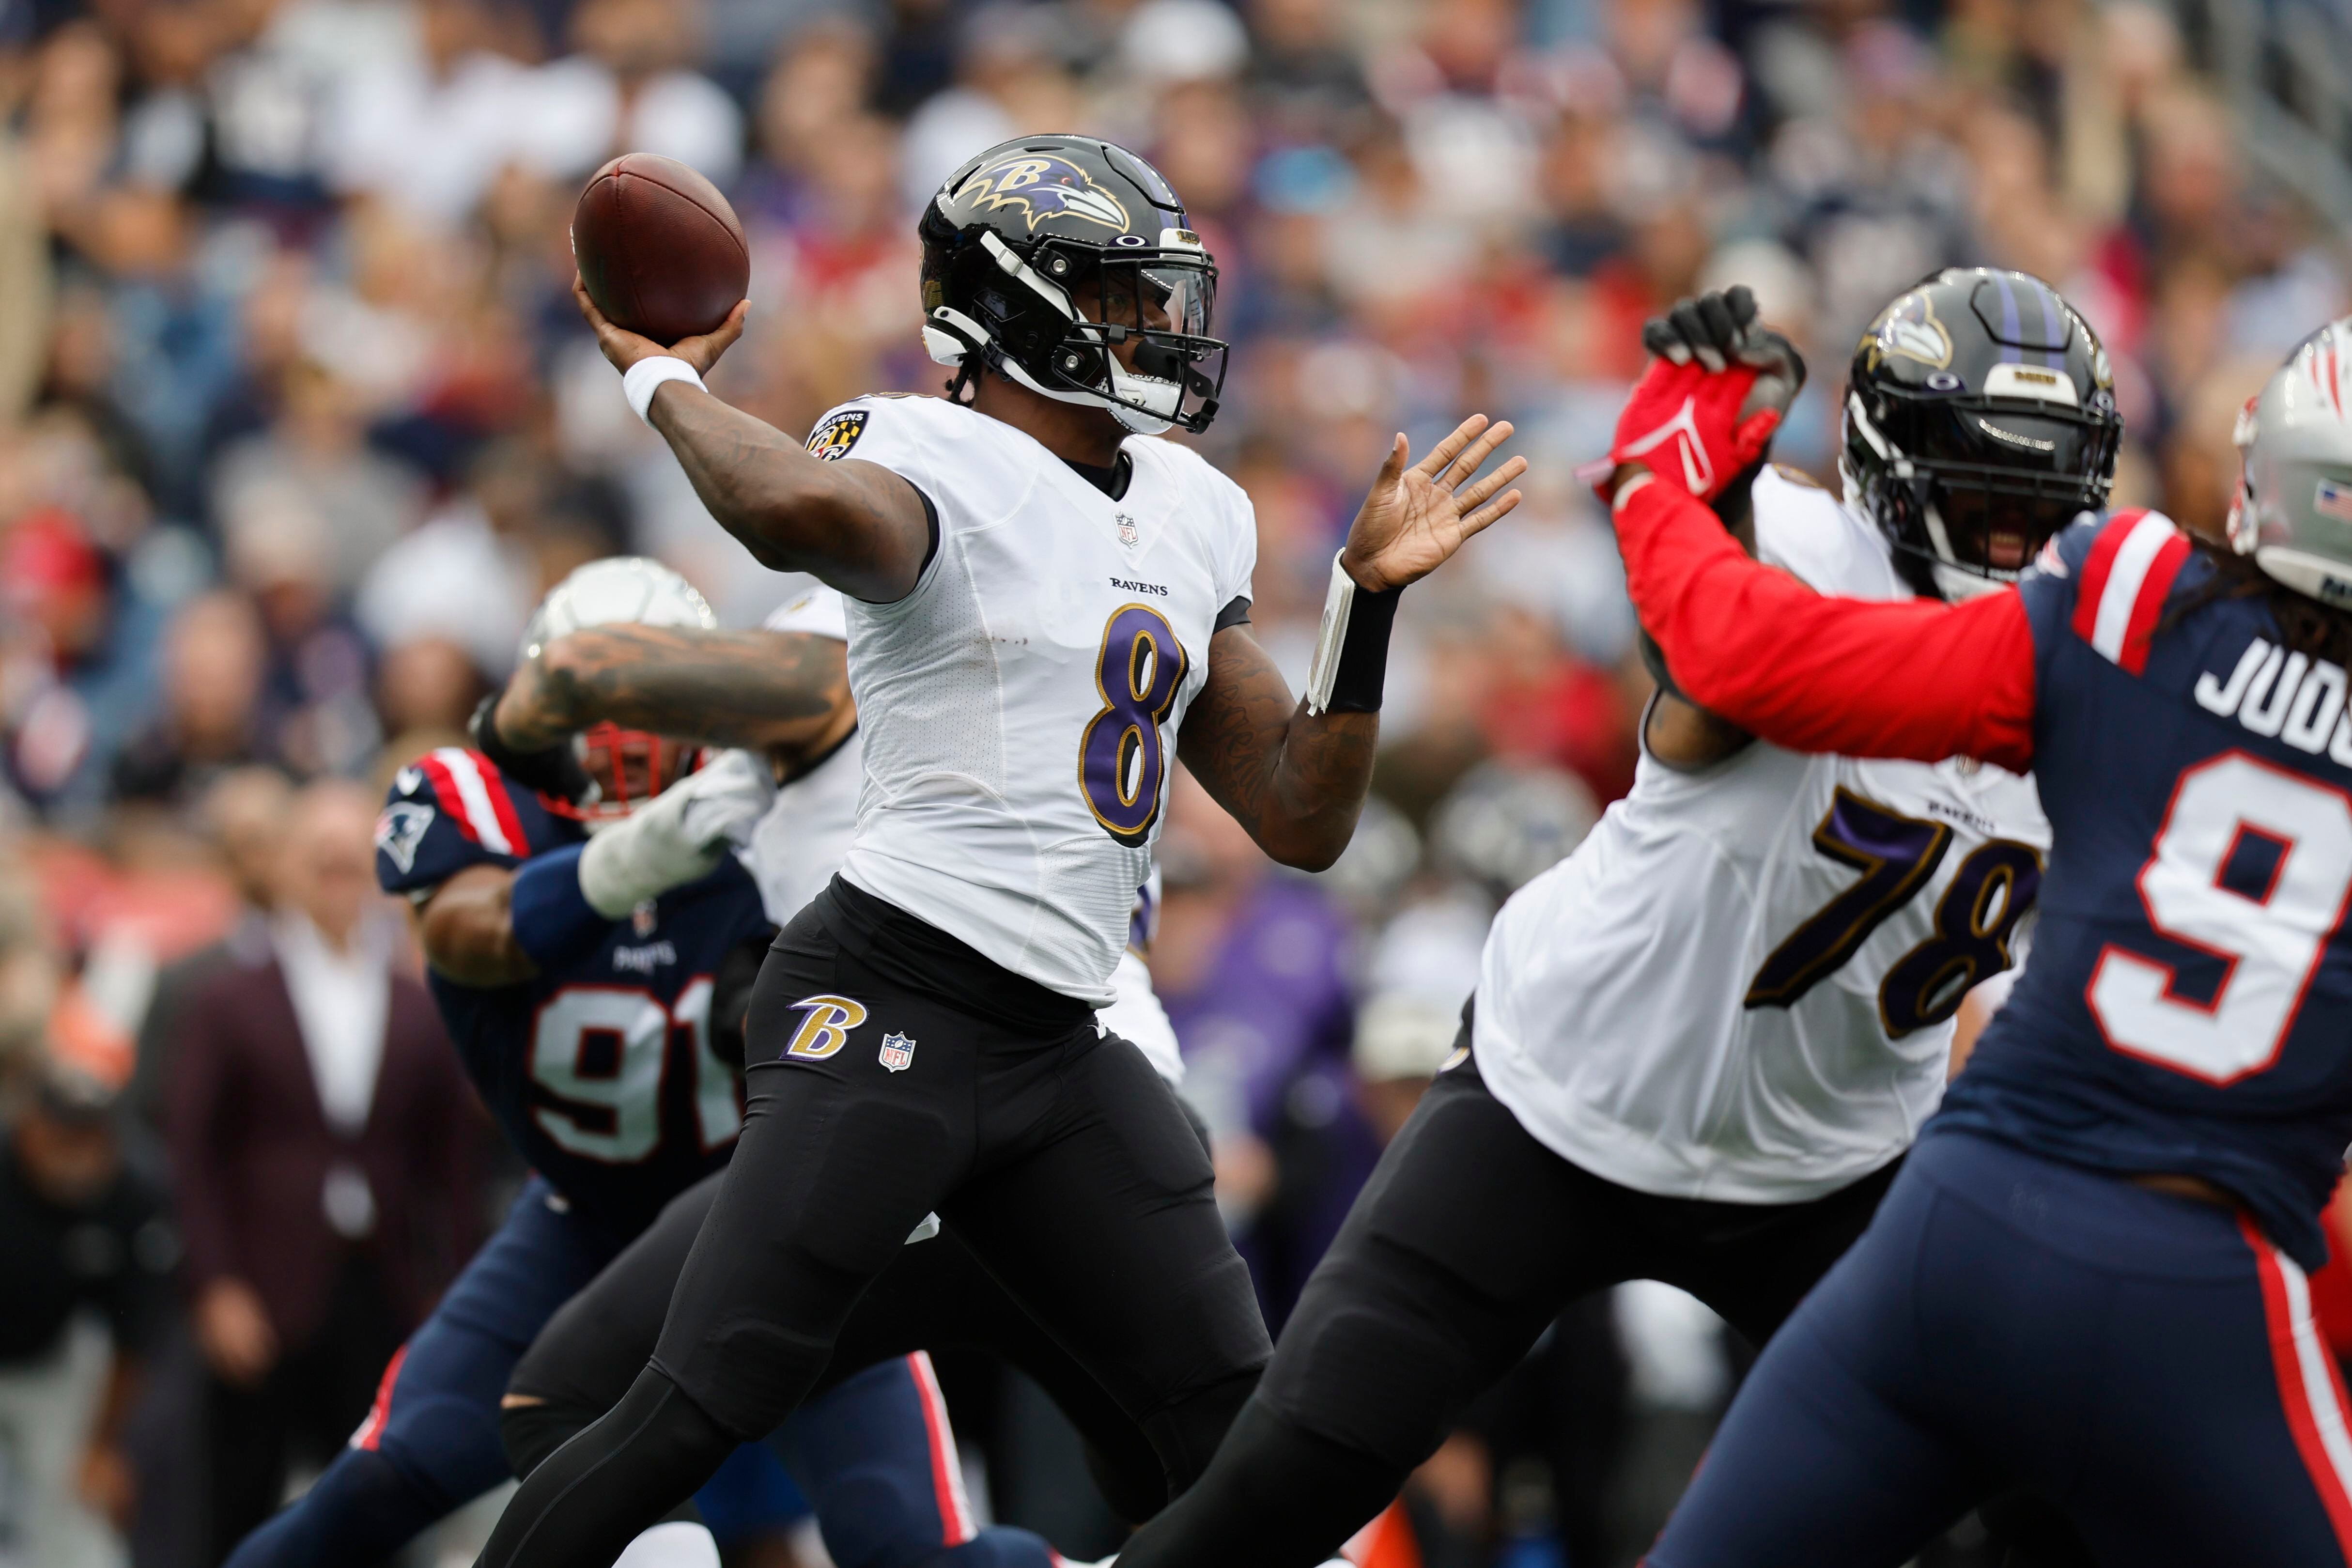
[572,154,749,345]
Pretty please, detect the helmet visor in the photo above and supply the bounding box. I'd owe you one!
[1915,404,2113,480]
[1888,393,2118,576]
[1067,252,1226,430]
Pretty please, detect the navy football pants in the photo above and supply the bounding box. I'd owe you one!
[1648,1128,2352,1568]
[223,1179,1053,1568]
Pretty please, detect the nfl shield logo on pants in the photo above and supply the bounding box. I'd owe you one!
[879,1032,915,1072]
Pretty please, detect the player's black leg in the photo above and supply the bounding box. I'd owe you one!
[1650,1158,1903,1346]
[501,1175,722,1480]
[503,1169,1167,1527]
[479,912,979,1568]
[1036,1049,1640,1568]
[943,1026,1272,1501]
[823,1219,1173,1522]
[479,1365,735,1568]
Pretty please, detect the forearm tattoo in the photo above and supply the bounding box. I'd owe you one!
[1179,628,1377,867]
[506,628,849,752]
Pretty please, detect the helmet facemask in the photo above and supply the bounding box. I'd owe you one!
[541,724,704,829]
[1844,376,2120,601]
[919,137,1229,438]
[938,230,1226,435]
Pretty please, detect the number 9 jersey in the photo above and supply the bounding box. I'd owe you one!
[1944,510,2352,1271]
[809,393,1257,1006]
[1472,467,2053,1205]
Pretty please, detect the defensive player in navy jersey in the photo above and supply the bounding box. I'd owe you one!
[1603,320,2352,1564]
[227,559,1059,1568]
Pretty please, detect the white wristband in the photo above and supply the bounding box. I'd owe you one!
[623,357,706,425]
[1304,551,1358,716]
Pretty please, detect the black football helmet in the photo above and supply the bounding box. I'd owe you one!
[918,135,1224,436]
[1842,268,2122,601]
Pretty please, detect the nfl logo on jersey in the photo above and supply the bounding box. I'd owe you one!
[879,1032,916,1072]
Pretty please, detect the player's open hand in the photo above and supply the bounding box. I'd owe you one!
[574,274,747,378]
[1340,415,1526,593]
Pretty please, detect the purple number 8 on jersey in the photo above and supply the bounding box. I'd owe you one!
[1080,604,1189,846]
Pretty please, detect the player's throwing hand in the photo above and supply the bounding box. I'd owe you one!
[1339,414,1528,592]
[574,273,748,378]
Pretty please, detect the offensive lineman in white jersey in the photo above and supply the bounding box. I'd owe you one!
[476,134,1525,1568]
[1107,274,2110,1568]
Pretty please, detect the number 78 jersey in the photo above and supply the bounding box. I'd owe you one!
[815,394,1256,1005]
[1473,469,2052,1205]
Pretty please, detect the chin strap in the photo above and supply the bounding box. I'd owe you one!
[924,307,988,405]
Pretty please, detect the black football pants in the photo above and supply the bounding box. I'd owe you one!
[474,887,1269,1568]
[1110,1045,1908,1568]
[501,1169,1187,1524]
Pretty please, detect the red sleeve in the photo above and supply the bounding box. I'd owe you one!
[1613,474,2039,773]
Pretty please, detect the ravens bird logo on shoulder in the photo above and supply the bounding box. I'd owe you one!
[806,410,869,461]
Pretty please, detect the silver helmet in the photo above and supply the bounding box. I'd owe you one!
[520,558,717,823]
[2229,318,2352,608]
[520,556,716,663]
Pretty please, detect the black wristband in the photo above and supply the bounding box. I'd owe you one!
[1323,578,1402,714]
[467,692,593,803]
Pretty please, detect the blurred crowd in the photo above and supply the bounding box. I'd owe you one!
[0,0,2344,1560]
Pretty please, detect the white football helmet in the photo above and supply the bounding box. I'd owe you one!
[520,558,717,824]
[2229,317,2352,608]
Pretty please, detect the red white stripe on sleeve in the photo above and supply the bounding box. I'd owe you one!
[419,748,527,856]
[2070,509,2193,676]
[2243,1213,2352,1559]
[908,1351,977,1546]
[348,1344,408,1453]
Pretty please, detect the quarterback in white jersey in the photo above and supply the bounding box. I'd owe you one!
[480,579,1187,1083]
[1474,463,2050,1202]
[820,391,1256,1001]
[1110,274,2116,1568]
[479,132,1525,1568]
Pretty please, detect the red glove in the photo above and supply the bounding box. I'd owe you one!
[1600,357,1787,505]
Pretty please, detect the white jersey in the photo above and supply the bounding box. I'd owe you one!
[813,394,1257,1005]
[707,581,1186,1083]
[740,584,864,926]
[1472,468,2051,1204]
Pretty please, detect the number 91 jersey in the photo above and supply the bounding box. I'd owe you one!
[1473,469,2053,1205]
[1950,511,2352,1270]
[808,394,1256,1005]
[376,749,767,1238]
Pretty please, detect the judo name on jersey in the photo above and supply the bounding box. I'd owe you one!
[2195,638,2352,762]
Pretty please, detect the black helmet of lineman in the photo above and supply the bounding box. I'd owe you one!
[1841,268,2123,601]
[918,135,1225,436]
